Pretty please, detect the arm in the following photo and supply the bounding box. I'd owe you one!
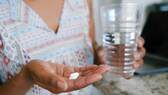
[0,67,34,95]
[87,0,96,44]
[87,0,104,65]
[0,26,34,95]
[0,60,109,95]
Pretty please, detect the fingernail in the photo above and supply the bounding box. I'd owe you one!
[57,81,66,90]
[134,52,141,59]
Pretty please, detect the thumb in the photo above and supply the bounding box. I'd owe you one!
[47,74,68,91]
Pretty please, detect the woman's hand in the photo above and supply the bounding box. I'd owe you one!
[133,37,146,69]
[24,60,110,94]
[93,37,146,69]
[93,42,104,65]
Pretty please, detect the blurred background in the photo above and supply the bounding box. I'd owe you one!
[92,0,168,75]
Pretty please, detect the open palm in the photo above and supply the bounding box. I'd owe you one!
[25,60,109,94]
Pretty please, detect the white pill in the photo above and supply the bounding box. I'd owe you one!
[69,76,78,80]
[69,72,79,80]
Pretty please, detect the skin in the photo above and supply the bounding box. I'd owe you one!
[0,60,110,95]
[94,37,146,69]
[0,0,146,95]
[86,0,146,68]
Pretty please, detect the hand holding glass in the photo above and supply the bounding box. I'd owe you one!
[101,3,142,79]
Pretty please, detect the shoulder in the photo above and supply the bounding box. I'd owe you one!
[0,0,8,5]
[0,0,9,9]
[0,0,10,23]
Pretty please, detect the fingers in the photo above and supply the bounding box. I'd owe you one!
[41,73,68,91]
[133,37,146,69]
[97,46,105,64]
[36,81,65,94]
[133,48,146,69]
[34,73,68,94]
[133,59,144,69]
[64,65,109,91]
[65,74,102,91]
[74,73,102,87]
[97,46,104,57]
[94,46,105,65]
[74,65,97,72]
[137,37,145,48]
[39,65,110,93]
[81,65,110,76]
[134,37,146,60]
[51,76,67,91]
[75,65,110,76]
[90,65,110,75]
[73,65,98,77]
[134,47,146,60]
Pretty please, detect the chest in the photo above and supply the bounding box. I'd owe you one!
[23,0,64,32]
[1,0,89,57]
[23,0,89,32]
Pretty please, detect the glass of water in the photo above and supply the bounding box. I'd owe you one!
[100,3,142,79]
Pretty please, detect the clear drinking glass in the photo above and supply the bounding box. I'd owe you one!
[100,3,142,79]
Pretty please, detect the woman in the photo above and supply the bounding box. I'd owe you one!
[0,0,146,95]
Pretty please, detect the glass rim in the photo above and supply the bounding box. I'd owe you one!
[101,3,142,9]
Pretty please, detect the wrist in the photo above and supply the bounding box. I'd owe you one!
[92,42,99,65]
[13,66,34,90]
[20,66,35,86]
[92,42,105,65]
[0,65,34,95]
[92,41,98,53]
